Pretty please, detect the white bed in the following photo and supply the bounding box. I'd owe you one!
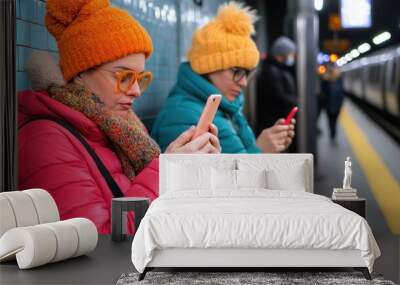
[131,154,380,280]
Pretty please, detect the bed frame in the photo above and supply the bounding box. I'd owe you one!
[139,248,370,280]
[138,154,372,281]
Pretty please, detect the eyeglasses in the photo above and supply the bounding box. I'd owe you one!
[99,69,153,94]
[230,67,251,83]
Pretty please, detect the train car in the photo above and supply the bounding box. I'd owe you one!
[342,60,366,99]
[384,48,400,117]
[342,45,400,120]
[365,55,386,109]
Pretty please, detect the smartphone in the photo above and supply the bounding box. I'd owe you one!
[284,106,298,125]
[192,94,222,139]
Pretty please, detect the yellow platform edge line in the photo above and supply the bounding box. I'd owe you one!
[339,106,400,234]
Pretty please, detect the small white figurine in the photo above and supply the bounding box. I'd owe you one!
[342,156,352,189]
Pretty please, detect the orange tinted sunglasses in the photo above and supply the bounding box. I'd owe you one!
[115,70,152,93]
[101,70,152,94]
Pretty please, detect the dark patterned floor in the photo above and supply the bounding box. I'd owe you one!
[117,271,396,285]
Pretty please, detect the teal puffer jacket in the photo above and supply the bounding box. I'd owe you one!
[151,62,261,153]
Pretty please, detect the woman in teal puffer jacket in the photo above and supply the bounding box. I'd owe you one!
[152,62,261,153]
[152,2,295,153]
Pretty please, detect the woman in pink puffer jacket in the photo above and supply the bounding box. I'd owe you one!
[18,0,220,234]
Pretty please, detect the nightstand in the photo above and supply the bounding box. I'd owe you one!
[332,198,366,218]
[111,197,150,242]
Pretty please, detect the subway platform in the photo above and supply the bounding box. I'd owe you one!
[315,98,400,283]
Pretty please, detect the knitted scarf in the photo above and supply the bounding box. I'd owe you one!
[47,83,160,179]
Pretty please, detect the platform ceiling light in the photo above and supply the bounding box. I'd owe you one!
[330,54,338,62]
[337,58,346,66]
[350,49,360,58]
[317,52,325,64]
[338,57,349,66]
[345,53,353,61]
[357,43,371,53]
[314,0,324,11]
[372,31,391,45]
[318,65,327,74]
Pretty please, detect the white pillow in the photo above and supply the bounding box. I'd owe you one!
[211,169,267,190]
[237,159,309,192]
[236,169,267,189]
[211,168,237,190]
[266,168,306,191]
[167,158,236,171]
[167,162,211,191]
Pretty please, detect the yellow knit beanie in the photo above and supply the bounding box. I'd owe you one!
[187,1,260,74]
[45,0,153,81]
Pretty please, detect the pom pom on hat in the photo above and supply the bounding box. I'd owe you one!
[214,1,257,36]
[46,0,99,39]
[187,1,260,74]
[45,0,153,81]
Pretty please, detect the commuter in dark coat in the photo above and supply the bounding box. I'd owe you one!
[320,65,344,141]
[256,37,298,136]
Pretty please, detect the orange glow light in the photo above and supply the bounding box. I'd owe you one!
[318,65,327,74]
[330,54,338,62]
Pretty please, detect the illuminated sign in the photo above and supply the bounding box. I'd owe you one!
[340,0,372,28]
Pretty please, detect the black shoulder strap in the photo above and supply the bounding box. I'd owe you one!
[19,115,124,198]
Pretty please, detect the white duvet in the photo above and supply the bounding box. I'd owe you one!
[131,190,380,273]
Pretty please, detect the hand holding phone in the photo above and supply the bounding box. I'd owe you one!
[192,94,222,139]
[284,106,298,125]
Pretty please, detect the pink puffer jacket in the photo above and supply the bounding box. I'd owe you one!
[18,90,159,234]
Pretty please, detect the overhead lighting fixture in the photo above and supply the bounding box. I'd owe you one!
[350,49,360,58]
[318,65,327,74]
[337,57,349,67]
[357,43,371,53]
[314,0,324,11]
[345,53,353,61]
[317,52,325,64]
[372,31,391,45]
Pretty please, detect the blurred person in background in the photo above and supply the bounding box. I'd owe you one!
[320,64,345,142]
[256,36,298,152]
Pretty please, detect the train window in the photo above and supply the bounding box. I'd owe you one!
[391,61,396,85]
[368,66,374,82]
[369,65,380,84]
[355,69,361,81]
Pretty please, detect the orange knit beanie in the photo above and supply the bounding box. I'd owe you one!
[187,1,260,74]
[45,0,153,81]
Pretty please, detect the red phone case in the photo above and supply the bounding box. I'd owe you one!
[284,106,298,125]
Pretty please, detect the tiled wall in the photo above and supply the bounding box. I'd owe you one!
[16,0,227,129]
[16,0,58,91]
